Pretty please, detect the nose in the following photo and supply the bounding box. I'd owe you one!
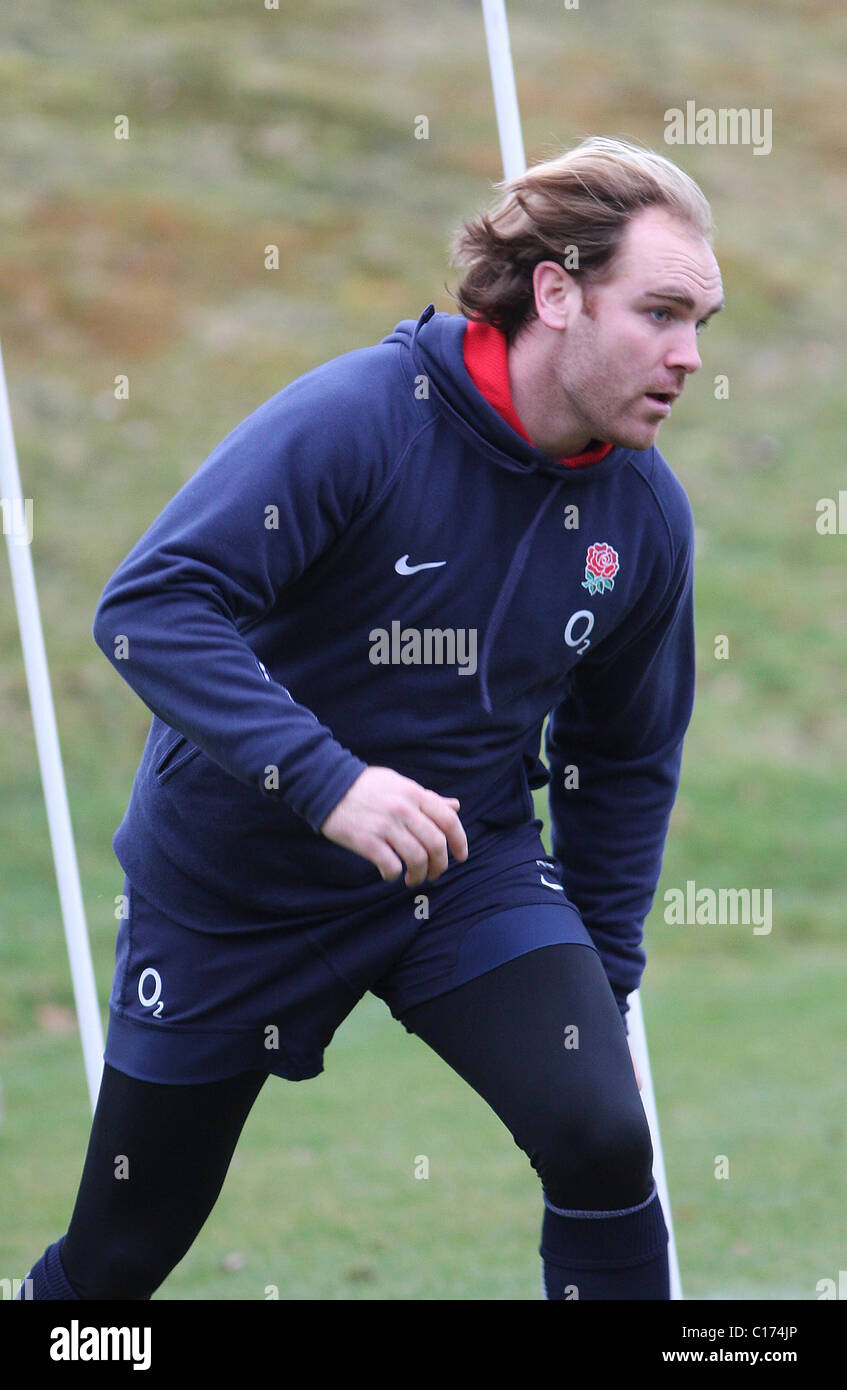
[666,325,702,375]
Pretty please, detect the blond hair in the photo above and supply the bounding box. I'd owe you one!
[449,136,713,342]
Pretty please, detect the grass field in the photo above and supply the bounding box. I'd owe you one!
[1,0,845,1300]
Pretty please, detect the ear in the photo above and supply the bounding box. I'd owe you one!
[531,260,582,331]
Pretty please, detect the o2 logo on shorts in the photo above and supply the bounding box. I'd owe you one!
[564,609,594,655]
[138,967,164,1018]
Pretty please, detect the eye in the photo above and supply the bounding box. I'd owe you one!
[649,307,672,324]
[695,318,709,335]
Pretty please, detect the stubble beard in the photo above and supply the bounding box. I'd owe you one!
[564,323,661,453]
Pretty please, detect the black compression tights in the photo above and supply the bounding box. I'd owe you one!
[60,1063,267,1300]
[60,944,653,1299]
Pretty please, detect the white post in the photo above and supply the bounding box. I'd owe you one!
[479,0,683,1299]
[626,991,683,1299]
[480,0,526,182]
[0,338,104,1113]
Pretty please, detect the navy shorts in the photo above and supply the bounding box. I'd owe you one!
[104,818,597,1084]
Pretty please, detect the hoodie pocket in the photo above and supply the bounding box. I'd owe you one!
[155,733,201,784]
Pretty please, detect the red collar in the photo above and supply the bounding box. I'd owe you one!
[462,318,613,468]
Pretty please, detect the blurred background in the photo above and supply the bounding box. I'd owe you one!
[0,0,844,1299]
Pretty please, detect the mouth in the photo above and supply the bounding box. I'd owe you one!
[644,391,679,416]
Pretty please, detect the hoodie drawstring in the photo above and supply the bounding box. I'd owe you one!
[477,479,565,714]
[409,304,568,715]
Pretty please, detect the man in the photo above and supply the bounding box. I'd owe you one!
[23,136,722,1301]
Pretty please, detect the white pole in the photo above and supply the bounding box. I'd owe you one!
[0,338,104,1113]
[626,991,683,1299]
[479,0,683,1299]
[480,0,526,182]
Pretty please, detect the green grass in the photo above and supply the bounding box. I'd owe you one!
[1,0,845,1299]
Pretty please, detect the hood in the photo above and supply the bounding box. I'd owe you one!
[383,303,626,479]
[381,304,624,714]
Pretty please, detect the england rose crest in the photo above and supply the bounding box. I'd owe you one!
[581,542,619,596]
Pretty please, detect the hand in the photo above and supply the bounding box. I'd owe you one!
[320,766,469,888]
[628,1037,643,1091]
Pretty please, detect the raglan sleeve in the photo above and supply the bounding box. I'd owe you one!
[91,365,386,834]
[544,494,696,1030]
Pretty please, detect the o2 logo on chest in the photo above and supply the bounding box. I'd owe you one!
[563,542,620,655]
[564,609,594,655]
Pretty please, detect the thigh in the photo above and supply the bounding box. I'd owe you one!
[371,818,598,1020]
[106,876,366,1084]
[400,943,652,1209]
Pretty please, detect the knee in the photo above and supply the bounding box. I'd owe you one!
[530,1099,654,1212]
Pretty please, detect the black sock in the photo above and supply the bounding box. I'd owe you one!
[19,1237,81,1300]
[540,1182,670,1300]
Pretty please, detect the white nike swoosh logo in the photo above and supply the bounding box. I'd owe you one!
[395,554,447,575]
[540,875,564,891]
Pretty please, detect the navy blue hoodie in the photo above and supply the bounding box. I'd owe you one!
[92,304,696,1013]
